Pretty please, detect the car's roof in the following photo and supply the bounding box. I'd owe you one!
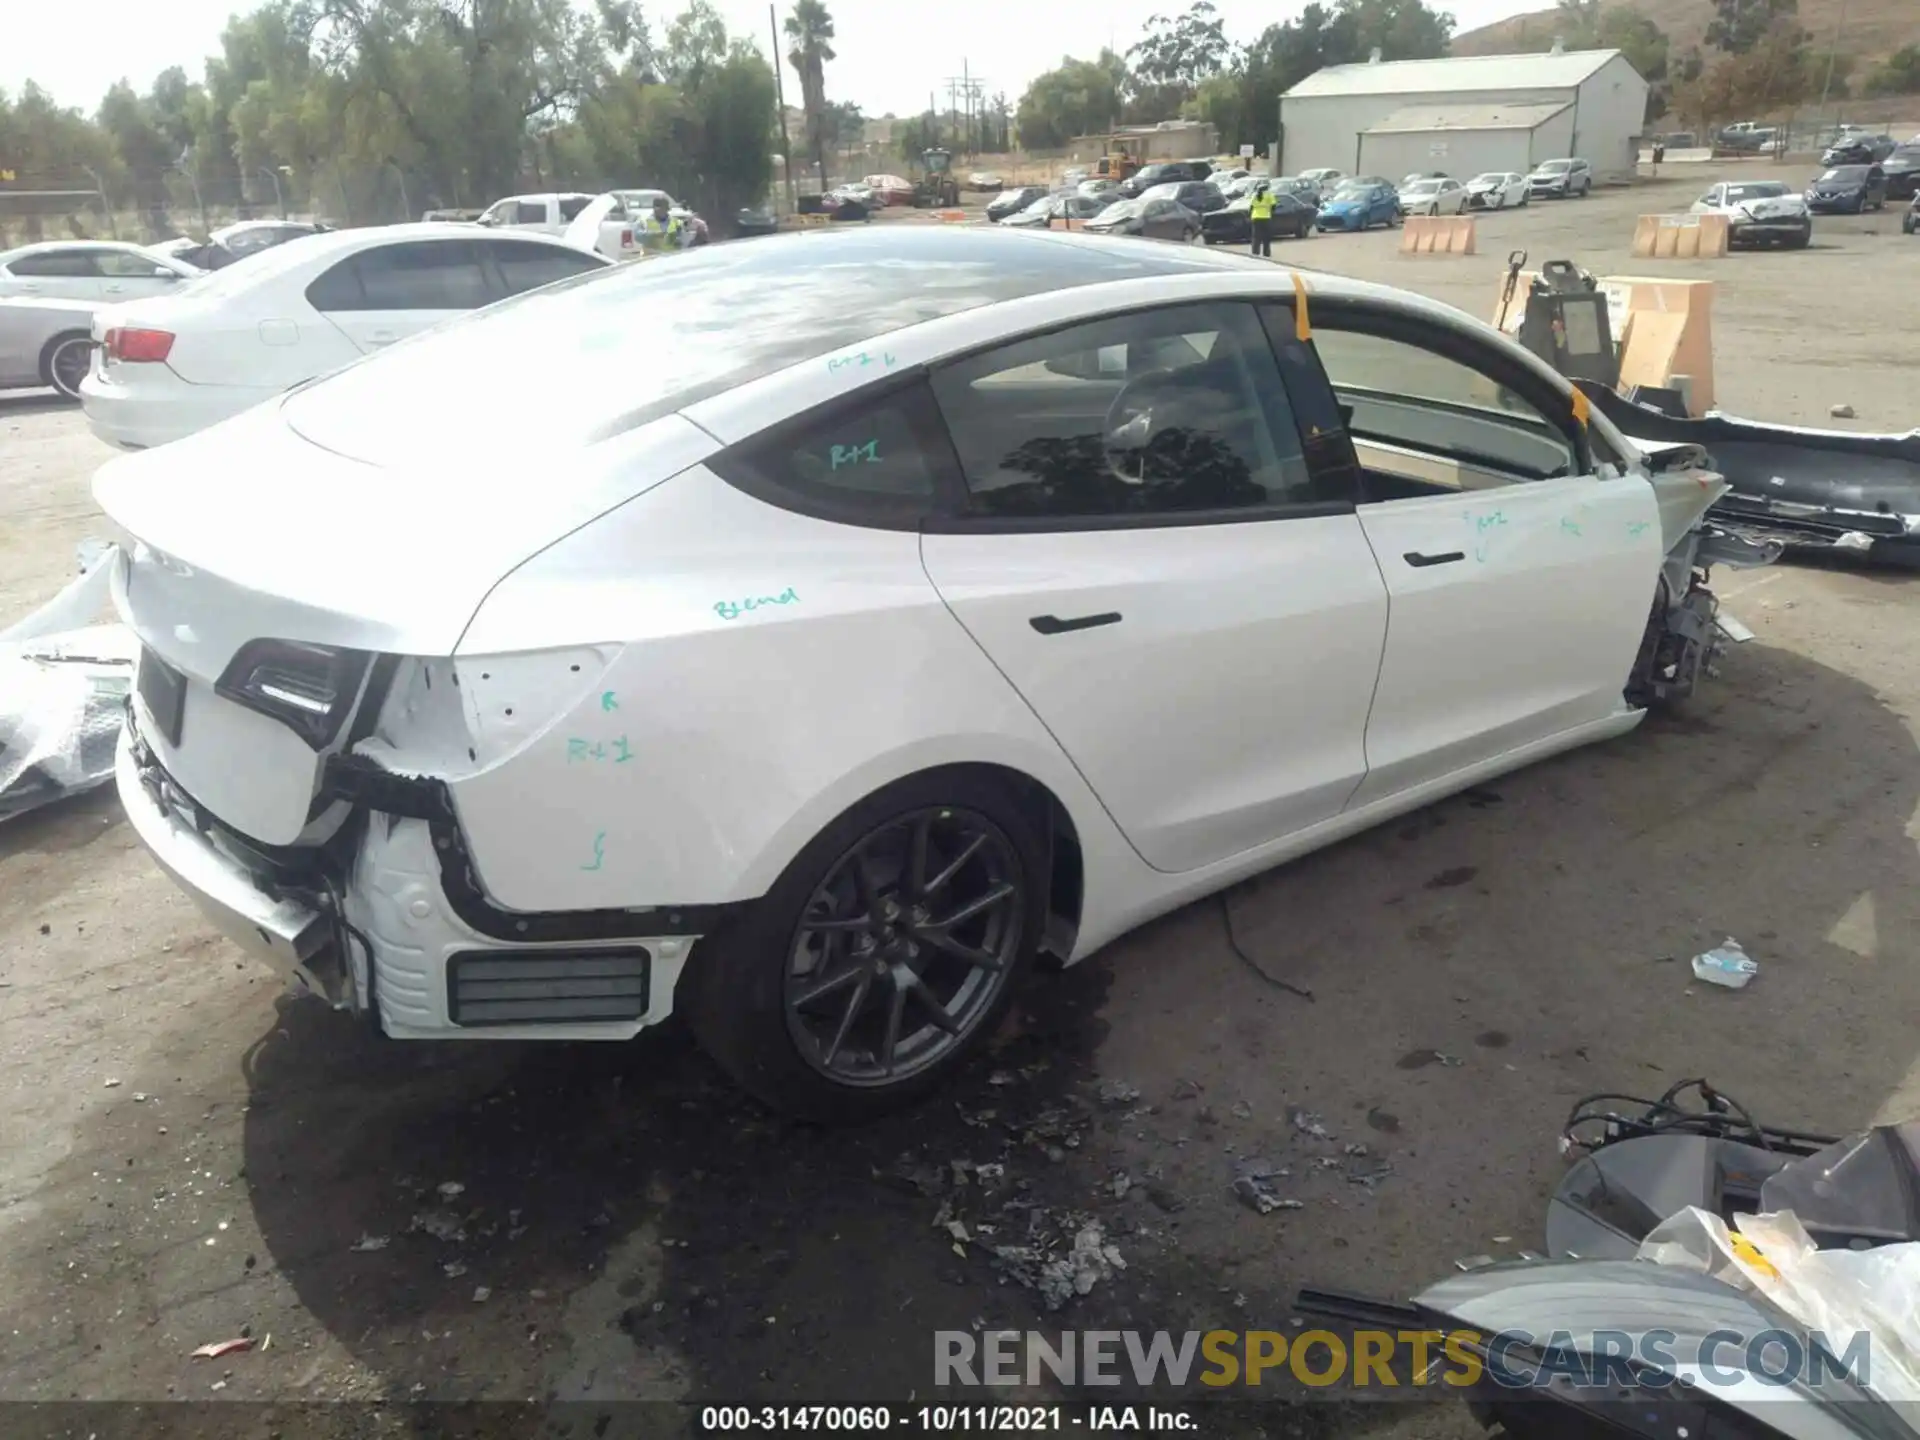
[0,239,167,259]
[163,222,602,300]
[280,226,1427,462]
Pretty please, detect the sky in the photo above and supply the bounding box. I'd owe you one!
[6,0,1545,125]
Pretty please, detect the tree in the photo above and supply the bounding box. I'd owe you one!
[1672,22,1810,126]
[1182,0,1452,154]
[1862,45,1920,97]
[1705,0,1799,55]
[783,0,835,186]
[1127,2,1230,121]
[1013,51,1127,149]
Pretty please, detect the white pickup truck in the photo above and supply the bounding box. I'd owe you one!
[474,193,598,236]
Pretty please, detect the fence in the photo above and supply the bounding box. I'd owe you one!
[0,163,428,248]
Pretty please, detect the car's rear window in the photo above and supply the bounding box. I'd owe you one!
[279,227,1227,463]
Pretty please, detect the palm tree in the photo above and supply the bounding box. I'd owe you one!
[784,0,837,188]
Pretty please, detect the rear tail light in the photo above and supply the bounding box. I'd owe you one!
[216,639,371,749]
[621,228,633,248]
[104,327,175,363]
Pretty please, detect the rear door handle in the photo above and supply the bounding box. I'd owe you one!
[1403,550,1466,568]
[1030,612,1122,635]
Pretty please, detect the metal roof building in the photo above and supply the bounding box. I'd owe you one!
[1278,48,1649,183]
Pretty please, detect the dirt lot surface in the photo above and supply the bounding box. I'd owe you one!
[3,165,1920,1436]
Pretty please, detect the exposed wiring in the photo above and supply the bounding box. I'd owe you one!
[322,872,381,1031]
[1220,888,1314,1002]
[1561,1077,1836,1159]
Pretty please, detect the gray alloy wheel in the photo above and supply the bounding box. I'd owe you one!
[782,804,1025,1087]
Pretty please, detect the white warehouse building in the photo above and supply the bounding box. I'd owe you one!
[1278,48,1650,183]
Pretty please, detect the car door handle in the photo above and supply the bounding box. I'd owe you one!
[1403,550,1467,568]
[1030,612,1123,635]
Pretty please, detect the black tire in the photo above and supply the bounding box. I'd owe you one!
[39,331,94,401]
[682,769,1047,1123]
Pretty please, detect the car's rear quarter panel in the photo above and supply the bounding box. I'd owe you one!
[450,463,1116,914]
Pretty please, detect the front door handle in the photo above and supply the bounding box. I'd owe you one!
[1030,612,1122,635]
[1403,550,1466,568]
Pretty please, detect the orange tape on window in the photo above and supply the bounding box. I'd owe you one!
[1570,385,1590,426]
[1290,272,1311,342]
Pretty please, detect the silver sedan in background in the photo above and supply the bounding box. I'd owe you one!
[0,296,102,399]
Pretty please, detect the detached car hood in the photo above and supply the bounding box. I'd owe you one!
[93,401,718,661]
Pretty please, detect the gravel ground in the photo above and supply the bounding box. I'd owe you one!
[3,164,1919,1435]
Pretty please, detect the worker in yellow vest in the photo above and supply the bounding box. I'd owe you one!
[1248,182,1276,259]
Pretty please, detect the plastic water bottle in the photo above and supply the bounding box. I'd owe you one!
[1691,939,1758,990]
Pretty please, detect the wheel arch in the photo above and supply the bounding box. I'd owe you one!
[38,328,94,391]
[735,753,1090,963]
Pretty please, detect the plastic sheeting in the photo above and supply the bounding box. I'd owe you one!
[0,545,135,823]
[1638,1204,1920,1406]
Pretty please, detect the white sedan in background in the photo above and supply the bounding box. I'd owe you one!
[1397,177,1469,215]
[0,295,103,398]
[80,224,610,449]
[97,226,1762,1122]
[1465,172,1530,209]
[0,241,203,302]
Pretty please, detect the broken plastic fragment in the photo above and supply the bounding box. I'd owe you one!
[190,1338,253,1360]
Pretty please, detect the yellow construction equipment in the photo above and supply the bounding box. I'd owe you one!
[911,148,960,209]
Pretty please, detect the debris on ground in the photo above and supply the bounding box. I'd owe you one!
[1830,403,1856,419]
[992,1220,1125,1310]
[1229,1100,1253,1120]
[1289,1108,1333,1140]
[1344,1143,1370,1157]
[1233,1176,1305,1214]
[1234,1156,1289,1182]
[1016,1105,1086,1152]
[472,1285,491,1302]
[1,547,135,823]
[1108,1171,1132,1199]
[349,1234,391,1253]
[103,1078,121,1089]
[409,1210,467,1244]
[1096,1079,1141,1108]
[1171,1078,1203,1101]
[436,1181,466,1200]
[879,1155,949,1199]
[1691,938,1758,990]
[190,1338,253,1360]
[1346,1159,1394,1188]
[443,1260,468,1279]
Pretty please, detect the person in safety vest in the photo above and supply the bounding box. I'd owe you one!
[641,195,686,253]
[1248,182,1276,259]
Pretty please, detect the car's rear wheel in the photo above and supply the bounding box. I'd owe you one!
[39,332,93,401]
[684,770,1046,1123]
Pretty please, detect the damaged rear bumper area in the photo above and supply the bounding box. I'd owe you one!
[1580,382,1920,565]
[115,719,724,1041]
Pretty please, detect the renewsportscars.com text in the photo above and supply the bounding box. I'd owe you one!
[935,1327,1873,1391]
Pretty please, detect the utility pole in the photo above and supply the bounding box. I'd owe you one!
[769,3,795,210]
[1817,0,1848,134]
[943,72,987,158]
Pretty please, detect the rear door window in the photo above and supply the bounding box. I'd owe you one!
[8,249,101,277]
[557,196,592,221]
[307,240,494,312]
[927,301,1334,524]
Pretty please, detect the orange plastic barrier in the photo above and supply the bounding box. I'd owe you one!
[1398,214,1478,256]
[1629,213,1730,259]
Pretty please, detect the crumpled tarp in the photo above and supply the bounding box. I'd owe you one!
[1638,1204,1920,1406]
[0,544,135,823]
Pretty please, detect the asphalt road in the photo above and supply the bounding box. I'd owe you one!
[2,164,1919,1436]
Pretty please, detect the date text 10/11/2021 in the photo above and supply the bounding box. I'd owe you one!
[698,1406,1198,1432]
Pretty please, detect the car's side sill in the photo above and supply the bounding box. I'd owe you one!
[1068,709,1646,960]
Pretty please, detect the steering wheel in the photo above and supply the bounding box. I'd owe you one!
[1102,369,1182,484]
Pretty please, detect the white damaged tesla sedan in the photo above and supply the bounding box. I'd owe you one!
[97,226,1768,1120]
